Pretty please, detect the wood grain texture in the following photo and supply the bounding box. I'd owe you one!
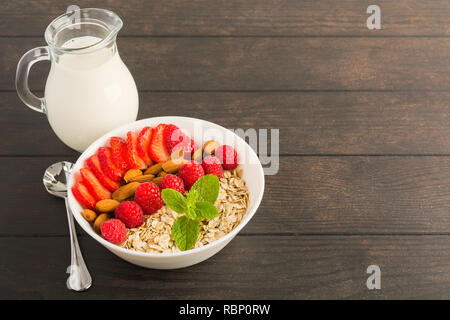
[2,0,450,300]
[5,37,450,92]
[2,92,450,156]
[2,156,450,236]
[2,0,450,36]
[1,235,449,299]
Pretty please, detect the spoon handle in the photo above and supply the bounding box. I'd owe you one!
[65,197,92,291]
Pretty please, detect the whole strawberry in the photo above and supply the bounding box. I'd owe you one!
[178,161,205,190]
[115,201,144,228]
[159,174,185,194]
[101,219,127,244]
[215,145,238,170]
[134,182,164,215]
[202,155,223,179]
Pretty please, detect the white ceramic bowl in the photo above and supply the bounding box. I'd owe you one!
[68,116,265,269]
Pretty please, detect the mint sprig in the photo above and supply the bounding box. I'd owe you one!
[194,201,219,219]
[171,216,199,251]
[190,174,220,203]
[161,188,187,213]
[161,174,220,251]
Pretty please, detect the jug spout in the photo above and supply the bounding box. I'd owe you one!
[44,8,123,56]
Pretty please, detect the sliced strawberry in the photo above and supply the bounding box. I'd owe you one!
[80,168,111,201]
[163,124,197,156]
[72,181,96,210]
[149,124,170,163]
[137,126,154,165]
[163,124,180,153]
[98,147,124,181]
[86,154,121,192]
[109,137,129,171]
[126,131,147,169]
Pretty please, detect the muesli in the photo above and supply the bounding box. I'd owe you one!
[122,168,249,253]
[72,124,249,252]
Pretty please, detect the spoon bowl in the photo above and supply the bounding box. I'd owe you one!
[43,161,73,198]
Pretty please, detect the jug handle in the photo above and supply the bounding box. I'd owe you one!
[16,46,49,114]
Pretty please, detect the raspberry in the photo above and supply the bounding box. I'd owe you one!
[215,145,238,170]
[101,219,127,244]
[115,201,144,228]
[202,155,223,179]
[178,161,205,190]
[159,174,185,194]
[134,182,164,215]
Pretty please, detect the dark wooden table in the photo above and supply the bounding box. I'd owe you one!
[1,0,450,299]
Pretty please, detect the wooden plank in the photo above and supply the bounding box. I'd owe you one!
[2,0,450,36]
[1,92,77,156]
[3,92,450,156]
[6,37,450,92]
[1,235,449,299]
[2,156,450,236]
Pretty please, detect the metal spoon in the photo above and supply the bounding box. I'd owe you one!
[43,161,92,291]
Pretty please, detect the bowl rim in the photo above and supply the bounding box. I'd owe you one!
[68,116,265,258]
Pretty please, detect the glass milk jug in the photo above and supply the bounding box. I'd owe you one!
[16,8,139,152]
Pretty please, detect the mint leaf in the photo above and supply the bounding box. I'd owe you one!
[185,189,199,219]
[172,216,199,251]
[186,188,199,206]
[167,175,221,251]
[186,207,197,220]
[190,174,220,204]
[194,201,219,219]
[161,189,187,214]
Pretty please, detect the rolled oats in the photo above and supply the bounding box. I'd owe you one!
[121,169,249,253]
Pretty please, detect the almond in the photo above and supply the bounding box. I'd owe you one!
[161,159,184,173]
[95,199,120,212]
[124,169,143,183]
[144,163,163,175]
[158,171,167,177]
[94,213,110,233]
[112,182,140,201]
[192,148,203,161]
[170,148,184,161]
[236,165,244,178]
[203,140,220,155]
[152,176,163,185]
[81,209,97,222]
[129,174,155,183]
